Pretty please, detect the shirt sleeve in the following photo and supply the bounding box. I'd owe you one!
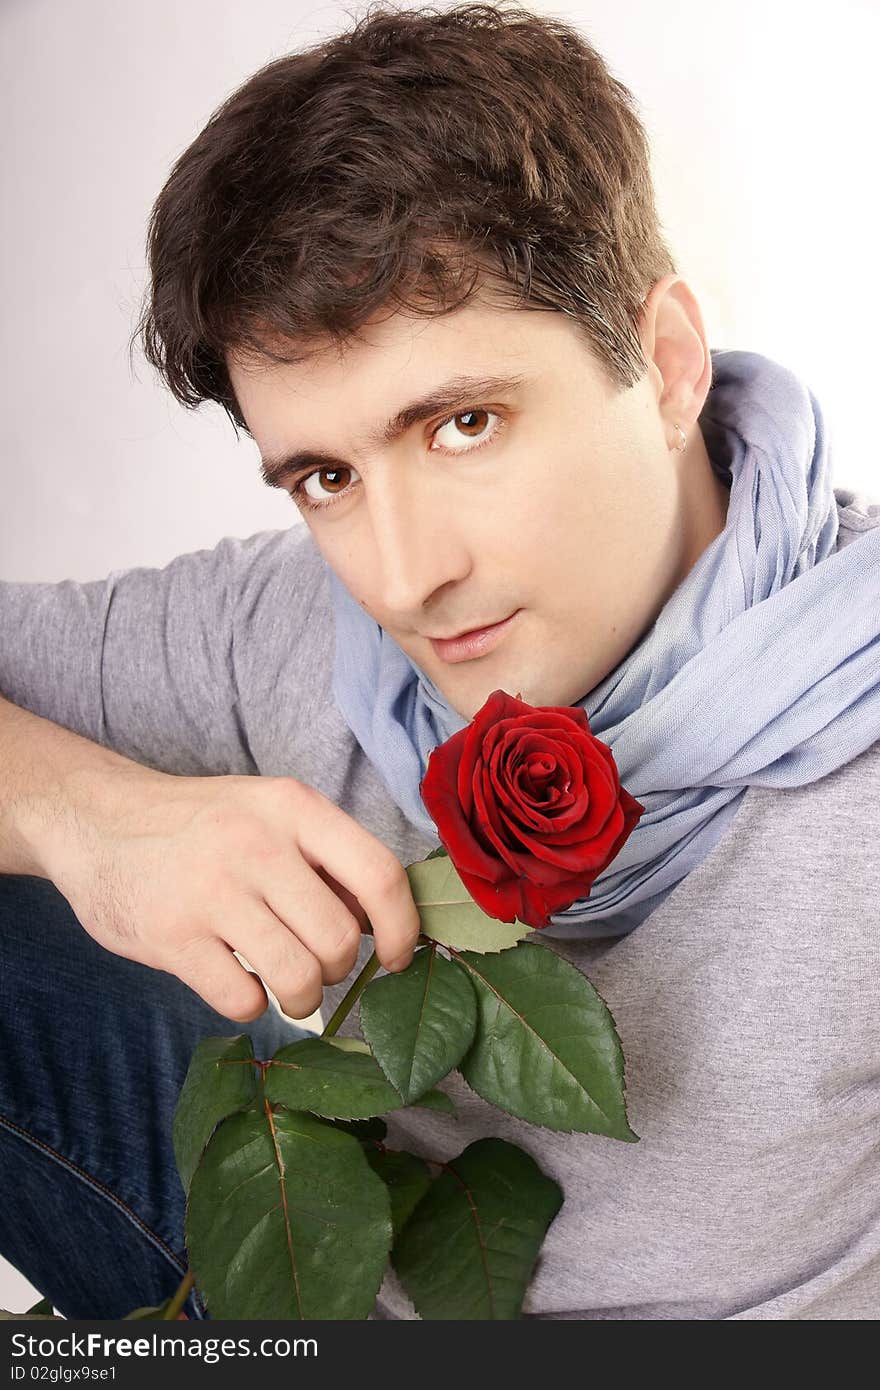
[0,526,306,776]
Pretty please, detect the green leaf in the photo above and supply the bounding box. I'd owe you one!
[392,1138,562,1319]
[328,1115,388,1141]
[186,1104,392,1319]
[364,1148,433,1240]
[264,1036,406,1119]
[360,944,478,1102]
[406,856,534,953]
[412,1087,455,1114]
[424,846,450,861]
[321,1046,453,1115]
[172,1035,259,1195]
[454,942,638,1141]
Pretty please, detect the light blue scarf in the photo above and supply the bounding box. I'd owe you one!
[328,349,880,939]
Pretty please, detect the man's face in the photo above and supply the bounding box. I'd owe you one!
[229,290,717,720]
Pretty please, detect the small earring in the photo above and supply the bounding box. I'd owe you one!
[673,422,687,453]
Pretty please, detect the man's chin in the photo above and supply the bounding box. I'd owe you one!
[432,672,543,723]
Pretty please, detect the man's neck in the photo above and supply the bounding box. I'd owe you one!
[676,426,731,584]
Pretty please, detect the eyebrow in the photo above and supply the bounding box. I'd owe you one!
[258,372,531,488]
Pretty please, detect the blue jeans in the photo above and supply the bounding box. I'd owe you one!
[0,874,317,1320]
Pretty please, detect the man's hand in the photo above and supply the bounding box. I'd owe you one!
[37,767,422,1022]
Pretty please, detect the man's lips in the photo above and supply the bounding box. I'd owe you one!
[428,611,521,663]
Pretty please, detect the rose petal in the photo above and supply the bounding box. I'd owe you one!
[490,729,587,828]
[473,763,526,866]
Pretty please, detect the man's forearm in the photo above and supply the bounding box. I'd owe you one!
[0,691,140,877]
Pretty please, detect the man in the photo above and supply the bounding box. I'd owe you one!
[1,3,879,1320]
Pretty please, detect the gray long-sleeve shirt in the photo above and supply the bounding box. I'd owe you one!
[2,487,879,1319]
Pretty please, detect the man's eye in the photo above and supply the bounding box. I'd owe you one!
[297,465,359,509]
[432,409,499,452]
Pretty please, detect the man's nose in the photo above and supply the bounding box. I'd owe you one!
[367,471,469,617]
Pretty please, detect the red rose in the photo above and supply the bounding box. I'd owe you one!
[419,688,645,929]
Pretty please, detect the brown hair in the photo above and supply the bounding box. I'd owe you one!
[132,1,676,432]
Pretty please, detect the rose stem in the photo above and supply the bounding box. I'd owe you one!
[163,1268,195,1319]
[320,944,384,1038]
[321,927,433,1038]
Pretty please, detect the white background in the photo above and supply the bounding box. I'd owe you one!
[2,0,878,1313]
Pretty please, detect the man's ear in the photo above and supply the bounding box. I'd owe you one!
[638,275,712,443]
